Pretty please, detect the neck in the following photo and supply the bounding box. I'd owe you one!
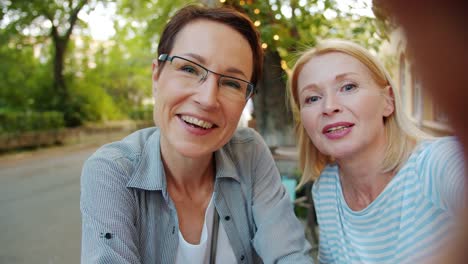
[336,135,394,211]
[160,141,215,199]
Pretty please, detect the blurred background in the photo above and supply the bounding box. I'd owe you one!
[0,0,453,263]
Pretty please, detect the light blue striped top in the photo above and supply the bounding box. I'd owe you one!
[313,137,465,264]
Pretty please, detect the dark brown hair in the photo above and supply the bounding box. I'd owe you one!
[157,5,263,86]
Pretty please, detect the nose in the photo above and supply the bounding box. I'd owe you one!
[193,73,220,109]
[322,94,342,115]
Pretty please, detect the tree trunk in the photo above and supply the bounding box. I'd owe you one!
[53,37,68,108]
[253,50,294,146]
[48,0,88,126]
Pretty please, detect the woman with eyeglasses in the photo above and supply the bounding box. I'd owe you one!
[288,39,466,263]
[80,5,312,264]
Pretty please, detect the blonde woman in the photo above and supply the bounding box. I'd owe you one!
[288,39,465,263]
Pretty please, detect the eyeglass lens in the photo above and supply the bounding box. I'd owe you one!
[169,57,252,100]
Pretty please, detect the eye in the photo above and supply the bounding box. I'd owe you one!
[171,58,203,77]
[341,83,357,92]
[304,95,321,104]
[220,78,243,90]
[178,64,200,76]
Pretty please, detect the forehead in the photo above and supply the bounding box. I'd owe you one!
[170,19,253,78]
[300,52,372,80]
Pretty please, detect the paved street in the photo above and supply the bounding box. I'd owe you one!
[0,144,99,264]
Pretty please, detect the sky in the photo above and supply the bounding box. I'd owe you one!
[79,2,117,41]
[82,0,374,41]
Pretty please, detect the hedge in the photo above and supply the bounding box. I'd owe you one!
[0,111,65,134]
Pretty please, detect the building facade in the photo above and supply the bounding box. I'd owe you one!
[382,28,452,137]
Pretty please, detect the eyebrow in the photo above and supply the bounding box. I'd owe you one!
[298,72,359,96]
[181,52,249,79]
[335,72,358,80]
[299,83,319,98]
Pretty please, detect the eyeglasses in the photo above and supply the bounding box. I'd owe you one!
[158,54,255,101]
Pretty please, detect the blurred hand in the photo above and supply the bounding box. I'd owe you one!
[382,1,468,263]
[383,0,468,152]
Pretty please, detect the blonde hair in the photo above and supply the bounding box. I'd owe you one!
[288,39,431,187]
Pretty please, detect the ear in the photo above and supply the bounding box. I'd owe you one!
[382,86,395,117]
[152,60,159,95]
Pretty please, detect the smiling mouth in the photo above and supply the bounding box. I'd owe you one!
[325,124,354,134]
[179,114,215,129]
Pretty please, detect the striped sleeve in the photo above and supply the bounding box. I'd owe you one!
[418,137,466,212]
[248,130,313,263]
[80,151,141,263]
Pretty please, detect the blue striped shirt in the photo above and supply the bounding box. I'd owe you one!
[313,137,465,263]
[80,127,312,263]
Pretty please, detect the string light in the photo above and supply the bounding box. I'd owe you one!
[219,0,226,2]
[254,20,261,27]
[273,34,279,40]
[262,43,268,49]
[239,0,245,5]
[254,8,260,14]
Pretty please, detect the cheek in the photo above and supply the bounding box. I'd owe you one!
[350,94,383,119]
[300,108,320,137]
[363,100,388,122]
[224,100,245,122]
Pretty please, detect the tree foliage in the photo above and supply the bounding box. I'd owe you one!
[221,0,384,65]
[1,0,107,126]
[1,0,384,134]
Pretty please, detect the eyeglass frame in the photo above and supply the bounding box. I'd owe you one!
[157,54,256,101]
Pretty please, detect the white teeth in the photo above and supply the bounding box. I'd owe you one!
[180,115,214,129]
[327,126,347,133]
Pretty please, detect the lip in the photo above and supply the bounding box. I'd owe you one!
[176,113,218,136]
[322,122,354,140]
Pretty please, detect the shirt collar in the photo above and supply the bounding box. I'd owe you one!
[126,129,166,191]
[214,145,241,183]
[126,128,241,191]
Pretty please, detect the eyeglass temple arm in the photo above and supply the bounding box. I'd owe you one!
[158,54,170,61]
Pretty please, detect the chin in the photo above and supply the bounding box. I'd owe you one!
[319,144,356,160]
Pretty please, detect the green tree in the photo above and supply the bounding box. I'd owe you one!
[1,0,105,125]
[0,35,52,111]
[87,0,190,115]
[0,0,384,134]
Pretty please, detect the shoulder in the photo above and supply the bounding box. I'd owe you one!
[222,127,269,156]
[414,136,463,163]
[407,136,465,186]
[89,127,158,162]
[312,164,339,198]
[83,127,159,181]
[228,127,264,145]
[215,128,274,182]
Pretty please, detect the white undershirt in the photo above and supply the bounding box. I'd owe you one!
[175,195,237,264]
